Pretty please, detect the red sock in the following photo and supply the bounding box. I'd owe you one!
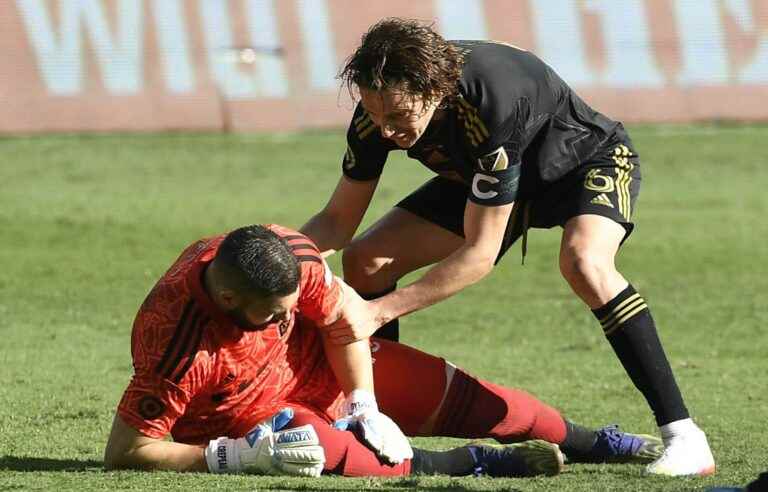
[432,370,567,444]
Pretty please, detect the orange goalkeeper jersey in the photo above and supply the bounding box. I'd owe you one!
[117,225,345,445]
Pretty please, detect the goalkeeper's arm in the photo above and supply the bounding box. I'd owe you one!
[104,414,207,472]
[104,409,325,476]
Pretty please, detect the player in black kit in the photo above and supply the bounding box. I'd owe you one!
[300,18,714,477]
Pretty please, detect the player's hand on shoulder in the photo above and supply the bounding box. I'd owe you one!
[334,389,413,464]
[205,408,326,477]
[326,281,382,344]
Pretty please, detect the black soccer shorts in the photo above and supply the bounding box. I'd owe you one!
[396,143,641,263]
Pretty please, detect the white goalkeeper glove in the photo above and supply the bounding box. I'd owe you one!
[205,408,326,477]
[333,389,413,464]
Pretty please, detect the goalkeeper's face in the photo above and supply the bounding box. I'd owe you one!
[228,289,300,331]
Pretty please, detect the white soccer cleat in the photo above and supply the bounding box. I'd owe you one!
[645,427,715,476]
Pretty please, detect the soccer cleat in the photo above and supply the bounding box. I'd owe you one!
[467,440,564,477]
[645,428,715,476]
[567,425,665,464]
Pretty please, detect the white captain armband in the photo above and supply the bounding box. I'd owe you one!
[469,165,520,206]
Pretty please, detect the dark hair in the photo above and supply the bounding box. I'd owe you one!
[215,225,299,298]
[340,18,464,103]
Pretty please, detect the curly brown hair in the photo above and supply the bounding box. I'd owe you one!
[340,18,464,103]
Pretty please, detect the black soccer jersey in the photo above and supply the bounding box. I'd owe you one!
[342,40,627,206]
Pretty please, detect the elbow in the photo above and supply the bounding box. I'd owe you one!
[103,449,124,471]
[103,443,143,472]
[472,253,496,280]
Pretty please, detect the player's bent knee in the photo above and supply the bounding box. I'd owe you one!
[342,242,395,288]
[559,248,614,288]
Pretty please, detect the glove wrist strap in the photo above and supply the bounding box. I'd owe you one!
[345,389,378,415]
[205,437,239,474]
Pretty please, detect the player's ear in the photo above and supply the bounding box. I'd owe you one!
[218,288,240,309]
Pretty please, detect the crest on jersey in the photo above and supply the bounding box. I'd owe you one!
[138,395,166,420]
[477,147,509,172]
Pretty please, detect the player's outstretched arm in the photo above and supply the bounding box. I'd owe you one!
[375,200,514,322]
[105,410,326,476]
[104,414,207,472]
[300,176,378,257]
[325,201,513,343]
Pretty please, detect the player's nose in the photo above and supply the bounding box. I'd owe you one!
[380,123,396,139]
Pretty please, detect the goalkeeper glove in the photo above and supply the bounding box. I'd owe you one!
[333,389,413,464]
[205,408,326,477]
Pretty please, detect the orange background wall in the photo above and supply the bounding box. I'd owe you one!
[2,0,767,133]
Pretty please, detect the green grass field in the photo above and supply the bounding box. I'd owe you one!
[1,125,766,491]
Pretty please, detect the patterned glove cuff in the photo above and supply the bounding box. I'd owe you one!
[344,388,378,415]
[205,437,238,474]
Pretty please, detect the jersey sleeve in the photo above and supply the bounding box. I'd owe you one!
[341,103,392,181]
[117,369,192,439]
[116,291,207,438]
[459,92,528,207]
[282,236,343,327]
[456,43,535,206]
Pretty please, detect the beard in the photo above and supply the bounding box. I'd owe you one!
[226,307,271,332]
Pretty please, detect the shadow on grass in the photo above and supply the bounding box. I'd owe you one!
[0,456,102,472]
[252,478,519,491]
[0,457,524,490]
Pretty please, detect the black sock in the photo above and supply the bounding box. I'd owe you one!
[559,420,598,456]
[410,447,475,476]
[361,286,399,342]
[593,284,689,426]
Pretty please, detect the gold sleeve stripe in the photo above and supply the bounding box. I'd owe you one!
[457,107,478,146]
[358,123,377,140]
[468,123,485,144]
[456,106,484,147]
[459,98,488,139]
[457,97,490,139]
[458,99,491,138]
[465,126,483,146]
[355,114,373,132]
[354,112,368,125]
